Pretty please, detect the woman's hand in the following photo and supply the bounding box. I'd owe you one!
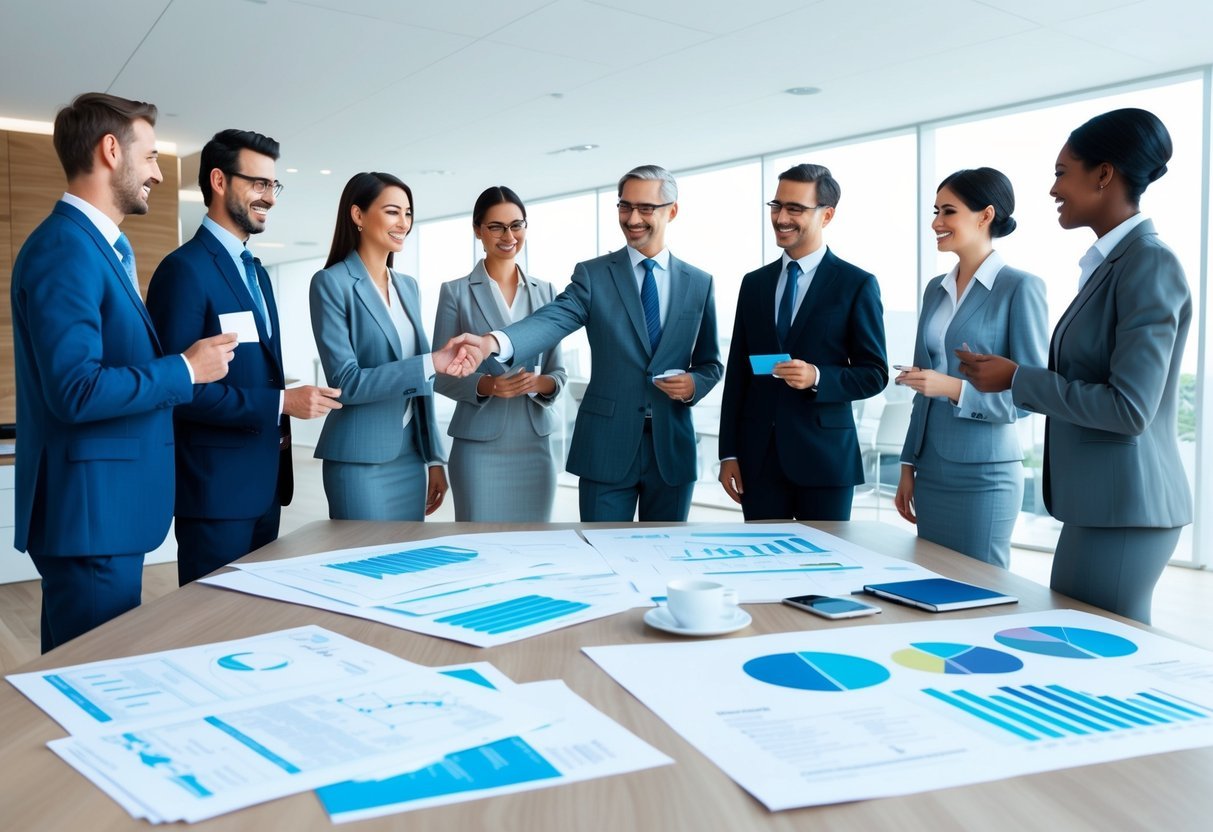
[894,465,917,524]
[896,368,962,402]
[425,465,448,515]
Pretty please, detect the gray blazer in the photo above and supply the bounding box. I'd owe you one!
[309,250,445,465]
[433,261,567,440]
[498,247,722,486]
[901,264,1048,465]
[1012,219,1192,528]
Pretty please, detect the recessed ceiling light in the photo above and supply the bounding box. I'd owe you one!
[784,86,821,96]
[285,167,298,174]
[319,169,332,175]
[546,144,599,155]
[419,169,454,176]
[257,242,286,248]
[295,241,319,246]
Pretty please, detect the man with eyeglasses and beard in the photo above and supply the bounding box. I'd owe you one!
[719,163,887,521]
[456,164,722,522]
[148,129,341,585]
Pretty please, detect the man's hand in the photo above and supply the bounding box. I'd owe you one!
[184,332,239,383]
[425,465,448,515]
[654,373,695,402]
[283,385,342,419]
[955,349,1017,393]
[435,333,495,377]
[719,458,744,504]
[773,359,817,390]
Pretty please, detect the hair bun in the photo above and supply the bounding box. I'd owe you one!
[991,215,1017,238]
[1148,163,1168,182]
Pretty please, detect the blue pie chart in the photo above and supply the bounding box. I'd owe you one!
[743,651,889,691]
[216,652,291,672]
[993,626,1137,659]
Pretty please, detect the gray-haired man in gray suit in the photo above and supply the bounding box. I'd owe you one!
[457,165,722,521]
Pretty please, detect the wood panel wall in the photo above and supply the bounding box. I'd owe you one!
[0,130,179,426]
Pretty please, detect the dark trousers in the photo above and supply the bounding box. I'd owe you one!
[740,437,853,521]
[30,553,144,653]
[175,503,281,586]
[579,426,693,522]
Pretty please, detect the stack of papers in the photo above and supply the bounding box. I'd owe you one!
[201,524,943,645]
[204,530,647,647]
[8,627,671,823]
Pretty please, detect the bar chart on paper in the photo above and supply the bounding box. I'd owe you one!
[434,595,592,635]
[924,682,1212,742]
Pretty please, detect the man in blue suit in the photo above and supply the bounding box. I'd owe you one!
[147,130,341,585]
[10,93,237,651]
[719,164,888,520]
[468,165,722,521]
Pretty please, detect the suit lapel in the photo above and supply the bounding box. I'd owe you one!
[348,252,403,360]
[652,256,691,364]
[915,280,946,366]
[786,250,836,345]
[1051,220,1155,364]
[946,277,991,341]
[253,256,284,375]
[391,270,426,355]
[56,202,163,350]
[468,261,510,332]
[197,227,274,356]
[610,248,652,354]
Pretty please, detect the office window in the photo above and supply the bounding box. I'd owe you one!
[932,77,1204,558]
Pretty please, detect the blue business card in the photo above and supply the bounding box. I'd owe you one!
[749,354,790,375]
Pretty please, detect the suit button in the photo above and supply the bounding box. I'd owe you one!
[405,388,417,395]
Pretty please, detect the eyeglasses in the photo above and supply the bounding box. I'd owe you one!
[481,220,527,237]
[617,200,674,216]
[766,200,825,217]
[229,171,284,197]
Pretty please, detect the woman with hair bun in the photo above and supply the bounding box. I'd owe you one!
[895,167,1048,568]
[959,109,1191,622]
[432,186,566,521]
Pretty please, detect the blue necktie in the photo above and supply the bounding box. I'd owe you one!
[640,258,661,352]
[113,233,138,292]
[777,260,802,344]
[241,248,271,337]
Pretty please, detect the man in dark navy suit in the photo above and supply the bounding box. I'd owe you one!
[11,93,237,651]
[719,163,888,520]
[148,130,340,585]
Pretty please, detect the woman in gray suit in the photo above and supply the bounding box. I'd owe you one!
[960,109,1191,623]
[433,186,566,521]
[894,168,1048,568]
[310,172,471,521]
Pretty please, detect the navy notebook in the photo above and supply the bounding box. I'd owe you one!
[861,578,1017,612]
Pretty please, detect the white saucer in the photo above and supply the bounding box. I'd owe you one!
[644,605,752,636]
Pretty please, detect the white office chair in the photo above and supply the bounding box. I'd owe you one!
[861,400,913,517]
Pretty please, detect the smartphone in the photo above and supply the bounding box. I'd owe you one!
[892,364,914,371]
[782,594,882,619]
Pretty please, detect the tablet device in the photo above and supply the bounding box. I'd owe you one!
[861,578,1017,612]
[749,354,790,375]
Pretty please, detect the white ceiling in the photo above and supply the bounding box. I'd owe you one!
[3,0,1212,264]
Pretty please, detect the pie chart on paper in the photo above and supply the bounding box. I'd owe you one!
[993,626,1137,659]
[891,642,1024,674]
[742,651,889,691]
[215,652,291,672]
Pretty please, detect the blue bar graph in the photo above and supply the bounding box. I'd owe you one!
[677,535,827,561]
[435,595,591,634]
[326,546,478,580]
[924,683,1211,742]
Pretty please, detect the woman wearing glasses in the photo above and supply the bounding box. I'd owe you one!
[432,186,566,521]
[959,109,1191,623]
[893,168,1048,569]
[310,172,468,520]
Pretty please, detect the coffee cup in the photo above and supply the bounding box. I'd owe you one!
[665,579,739,629]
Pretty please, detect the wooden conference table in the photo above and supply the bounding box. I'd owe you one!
[2,521,1211,830]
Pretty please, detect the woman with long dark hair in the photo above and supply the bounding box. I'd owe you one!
[959,109,1192,622]
[309,171,471,520]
